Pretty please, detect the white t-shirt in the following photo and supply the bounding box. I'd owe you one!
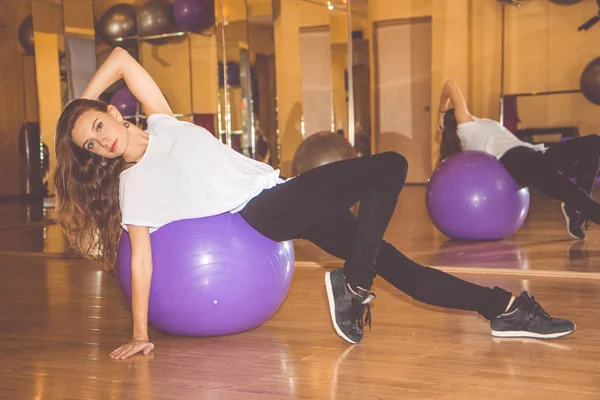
[119,114,284,232]
[457,117,547,159]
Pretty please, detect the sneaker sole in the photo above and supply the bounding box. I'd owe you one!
[561,203,584,240]
[491,324,576,339]
[324,271,358,345]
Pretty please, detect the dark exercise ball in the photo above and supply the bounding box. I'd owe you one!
[580,56,600,105]
[97,3,137,46]
[18,122,40,159]
[173,0,215,33]
[291,132,357,175]
[18,15,34,55]
[19,122,49,196]
[137,0,178,44]
[548,0,584,5]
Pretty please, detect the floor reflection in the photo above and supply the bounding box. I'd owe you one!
[426,239,528,269]
[0,224,76,255]
[3,187,600,274]
[1,246,600,398]
[0,195,54,227]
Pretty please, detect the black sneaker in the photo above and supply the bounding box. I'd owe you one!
[325,268,375,344]
[491,291,576,339]
[561,202,588,240]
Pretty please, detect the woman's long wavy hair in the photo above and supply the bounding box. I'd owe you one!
[438,108,463,164]
[54,99,125,272]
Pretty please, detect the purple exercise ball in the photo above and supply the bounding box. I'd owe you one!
[109,86,138,117]
[173,0,215,33]
[426,151,530,240]
[117,213,295,336]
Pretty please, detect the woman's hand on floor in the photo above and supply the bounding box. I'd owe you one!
[109,338,154,360]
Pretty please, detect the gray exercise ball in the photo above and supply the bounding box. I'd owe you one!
[291,132,357,175]
[97,3,137,46]
[137,0,178,45]
[18,15,34,55]
[580,56,600,105]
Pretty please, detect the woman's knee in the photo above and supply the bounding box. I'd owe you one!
[575,134,600,152]
[574,134,600,165]
[586,133,600,142]
[376,151,408,182]
[587,134,600,155]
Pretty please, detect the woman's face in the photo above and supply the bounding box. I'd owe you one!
[71,106,129,159]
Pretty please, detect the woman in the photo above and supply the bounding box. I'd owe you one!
[54,48,574,360]
[437,79,600,240]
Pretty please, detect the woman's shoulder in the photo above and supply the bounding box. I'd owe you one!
[457,116,481,131]
[459,116,503,130]
[457,116,503,141]
[146,114,212,136]
[146,113,179,130]
[147,112,178,121]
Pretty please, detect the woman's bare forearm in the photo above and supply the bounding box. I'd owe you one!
[81,46,172,116]
[438,79,472,124]
[131,257,153,340]
[438,79,452,113]
[81,47,129,100]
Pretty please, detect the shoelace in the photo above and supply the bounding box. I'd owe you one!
[353,301,372,331]
[568,206,591,232]
[521,293,552,320]
[346,283,375,331]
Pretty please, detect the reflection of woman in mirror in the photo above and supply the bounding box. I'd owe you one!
[438,79,600,240]
[53,47,574,360]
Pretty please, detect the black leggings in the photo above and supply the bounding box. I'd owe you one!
[240,152,512,320]
[500,134,600,222]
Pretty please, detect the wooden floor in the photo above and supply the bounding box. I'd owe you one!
[1,187,600,399]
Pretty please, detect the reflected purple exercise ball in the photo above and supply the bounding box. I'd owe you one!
[426,151,530,240]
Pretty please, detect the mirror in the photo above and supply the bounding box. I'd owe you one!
[217,0,273,163]
[26,0,222,193]
[93,1,140,125]
[93,0,218,132]
[62,0,96,101]
[93,0,199,129]
[216,0,248,154]
[296,0,372,156]
[28,0,69,201]
[297,0,336,138]
[17,13,41,212]
[215,0,276,164]
[348,0,371,157]
[247,0,278,166]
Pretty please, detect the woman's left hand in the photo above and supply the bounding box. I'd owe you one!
[109,338,154,360]
[437,114,445,132]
